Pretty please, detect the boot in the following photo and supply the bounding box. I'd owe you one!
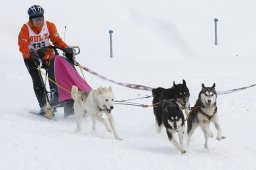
[41,102,55,119]
[64,100,74,118]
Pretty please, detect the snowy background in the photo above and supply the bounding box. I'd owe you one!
[1,0,256,169]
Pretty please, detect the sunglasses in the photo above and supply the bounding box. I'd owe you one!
[32,17,44,22]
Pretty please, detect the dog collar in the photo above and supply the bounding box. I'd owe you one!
[92,90,103,111]
[98,106,103,111]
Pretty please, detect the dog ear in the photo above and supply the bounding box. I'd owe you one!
[202,83,205,88]
[173,81,176,87]
[212,83,216,88]
[182,79,186,86]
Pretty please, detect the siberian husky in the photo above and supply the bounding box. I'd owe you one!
[152,80,190,154]
[152,80,190,111]
[155,100,186,154]
[71,86,121,140]
[187,83,225,149]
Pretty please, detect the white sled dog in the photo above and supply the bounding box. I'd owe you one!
[71,85,121,140]
[187,83,225,149]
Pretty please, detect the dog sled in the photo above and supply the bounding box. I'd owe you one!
[32,46,92,118]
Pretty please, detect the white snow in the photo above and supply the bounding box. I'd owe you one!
[1,0,256,169]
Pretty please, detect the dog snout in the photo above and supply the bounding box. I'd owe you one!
[174,123,177,129]
[110,106,114,110]
[207,100,211,104]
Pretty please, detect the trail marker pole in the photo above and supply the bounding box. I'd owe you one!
[109,30,114,58]
[214,18,218,45]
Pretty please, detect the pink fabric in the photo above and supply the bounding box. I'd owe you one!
[54,56,92,102]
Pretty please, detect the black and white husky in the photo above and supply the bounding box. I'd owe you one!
[156,100,186,154]
[187,83,225,149]
[71,85,121,140]
[152,80,190,154]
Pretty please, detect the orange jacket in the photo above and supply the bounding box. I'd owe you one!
[18,20,68,59]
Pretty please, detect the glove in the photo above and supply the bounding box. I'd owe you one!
[30,51,42,67]
[37,47,47,59]
[63,47,74,60]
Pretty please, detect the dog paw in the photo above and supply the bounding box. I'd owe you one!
[115,137,122,140]
[217,136,226,141]
[181,150,187,154]
[204,143,209,149]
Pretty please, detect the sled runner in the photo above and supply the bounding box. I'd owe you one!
[32,46,92,118]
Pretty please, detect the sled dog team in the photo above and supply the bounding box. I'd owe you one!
[152,80,225,154]
[71,80,225,154]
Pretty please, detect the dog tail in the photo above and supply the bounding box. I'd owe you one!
[71,85,80,101]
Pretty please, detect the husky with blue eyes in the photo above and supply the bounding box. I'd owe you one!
[187,83,225,149]
[71,85,121,140]
[155,100,187,154]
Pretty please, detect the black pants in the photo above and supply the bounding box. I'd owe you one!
[24,59,47,108]
[24,59,58,108]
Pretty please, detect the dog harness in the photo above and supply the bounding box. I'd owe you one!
[199,106,217,121]
[92,90,105,112]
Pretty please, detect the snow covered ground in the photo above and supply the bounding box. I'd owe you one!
[1,0,256,169]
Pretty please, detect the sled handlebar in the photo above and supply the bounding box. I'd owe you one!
[36,46,80,56]
[69,46,80,56]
